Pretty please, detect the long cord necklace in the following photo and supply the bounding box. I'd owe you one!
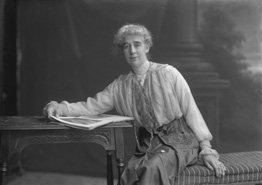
[135,62,152,84]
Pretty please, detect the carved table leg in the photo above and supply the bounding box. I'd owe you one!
[106,150,113,185]
[114,128,125,185]
[0,131,9,185]
[0,163,7,185]
[116,158,125,185]
[17,152,25,175]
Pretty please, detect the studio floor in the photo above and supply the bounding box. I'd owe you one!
[6,172,117,185]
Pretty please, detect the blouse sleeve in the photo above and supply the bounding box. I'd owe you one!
[60,80,117,116]
[169,67,213,142]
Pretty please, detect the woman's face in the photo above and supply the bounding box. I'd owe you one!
[122,34,149,69]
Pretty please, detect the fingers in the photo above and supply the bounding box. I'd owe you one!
[54,109,62,118]
[47,107,55,119]
[47,107,62,119]
[203,155,226,178]
[43,101,62,119]
[219,162,226,176]
[204,160,214,172]
[213,161,226,178]
[43,106,54,119]
[214,164,222,178]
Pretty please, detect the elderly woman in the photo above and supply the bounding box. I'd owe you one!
[43,24,226,185]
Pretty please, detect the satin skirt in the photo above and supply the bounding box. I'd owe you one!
[120,117,200,185]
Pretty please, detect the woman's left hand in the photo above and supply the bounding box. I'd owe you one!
[202,154,226,178]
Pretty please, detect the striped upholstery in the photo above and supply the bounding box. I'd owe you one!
[177,151,262,185]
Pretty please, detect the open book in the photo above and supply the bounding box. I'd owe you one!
[51,114,134,130]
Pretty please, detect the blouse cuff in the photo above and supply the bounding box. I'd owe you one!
[200,140,212,148]
[199,147,219,159]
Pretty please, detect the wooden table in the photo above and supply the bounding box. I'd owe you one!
[0,116,132,185]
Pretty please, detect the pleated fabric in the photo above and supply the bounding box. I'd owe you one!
[120,78,199,185]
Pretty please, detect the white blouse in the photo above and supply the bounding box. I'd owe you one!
[62,62,213,143]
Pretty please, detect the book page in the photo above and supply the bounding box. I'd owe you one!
[51,114,134,130]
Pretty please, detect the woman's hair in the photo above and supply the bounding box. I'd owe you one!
[114,24,153,48]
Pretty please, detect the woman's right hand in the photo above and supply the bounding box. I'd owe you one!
[43,101,65,119]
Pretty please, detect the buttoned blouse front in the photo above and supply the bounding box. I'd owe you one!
[64,62,213,142]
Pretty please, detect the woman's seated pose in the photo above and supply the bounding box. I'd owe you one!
[43,23,226,185]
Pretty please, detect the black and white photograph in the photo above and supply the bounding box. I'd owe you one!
[0,0,261,185]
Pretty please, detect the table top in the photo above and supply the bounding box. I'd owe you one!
[0,116,132,130]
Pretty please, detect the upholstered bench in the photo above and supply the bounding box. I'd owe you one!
[178,151,262,185]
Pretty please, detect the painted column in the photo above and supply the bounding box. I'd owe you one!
[154,0,230,149]
[155,0,213,72]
